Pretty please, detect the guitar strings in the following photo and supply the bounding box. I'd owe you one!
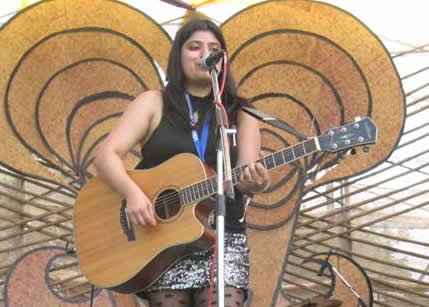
[150,150,306,211]
[151,177,217,210]
[147,140,320,211]
[149,154,285,211]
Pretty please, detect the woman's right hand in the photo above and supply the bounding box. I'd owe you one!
[125,190,157,227]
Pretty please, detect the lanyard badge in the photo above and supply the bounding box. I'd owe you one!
[185,93,212,162]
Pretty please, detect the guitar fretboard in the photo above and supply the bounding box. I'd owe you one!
[179,138,318,205]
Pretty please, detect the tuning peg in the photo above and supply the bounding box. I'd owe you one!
[350,148,357,155]
[362,145,370,152]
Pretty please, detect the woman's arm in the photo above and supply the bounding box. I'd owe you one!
[235,110,270,195]
[93,90,162,226]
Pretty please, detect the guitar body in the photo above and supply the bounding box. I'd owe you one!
[73,153,215,293]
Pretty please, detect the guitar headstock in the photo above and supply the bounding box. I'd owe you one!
[318,117,378,152]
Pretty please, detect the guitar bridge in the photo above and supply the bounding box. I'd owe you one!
[120,200,135,241]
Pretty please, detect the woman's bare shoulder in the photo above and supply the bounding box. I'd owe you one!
[135,89,163,102]
[132,90,163,114]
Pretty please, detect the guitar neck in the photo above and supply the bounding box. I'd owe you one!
[179,137,320,205]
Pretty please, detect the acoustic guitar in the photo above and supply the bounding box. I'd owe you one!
[73,117,377,293]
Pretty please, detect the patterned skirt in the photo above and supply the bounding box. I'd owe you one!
[143,232,249,293]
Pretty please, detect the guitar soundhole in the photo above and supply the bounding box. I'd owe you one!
[155,189,182,220]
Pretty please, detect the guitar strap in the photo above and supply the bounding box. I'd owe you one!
[185,93,212,162]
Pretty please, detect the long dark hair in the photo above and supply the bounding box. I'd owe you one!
[162,19,245,128]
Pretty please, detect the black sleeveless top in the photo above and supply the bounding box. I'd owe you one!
[135,94,246,233]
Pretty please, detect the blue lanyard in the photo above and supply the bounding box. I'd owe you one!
[185,93,212,162]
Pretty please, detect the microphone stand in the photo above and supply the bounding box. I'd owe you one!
[330,265,368,307]
[241,106,308,140]
[208,62,235,307]
[318,251,368,307]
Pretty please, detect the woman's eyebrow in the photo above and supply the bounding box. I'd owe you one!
[185,40,221,47]
[208,42,221,48]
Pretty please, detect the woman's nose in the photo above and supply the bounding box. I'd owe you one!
[201,46,211,58]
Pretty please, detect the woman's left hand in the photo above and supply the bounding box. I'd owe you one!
[238,161,270,194]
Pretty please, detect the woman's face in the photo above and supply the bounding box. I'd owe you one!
[181,30,222,87]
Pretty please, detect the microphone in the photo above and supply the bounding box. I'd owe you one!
[201,50,224,71]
